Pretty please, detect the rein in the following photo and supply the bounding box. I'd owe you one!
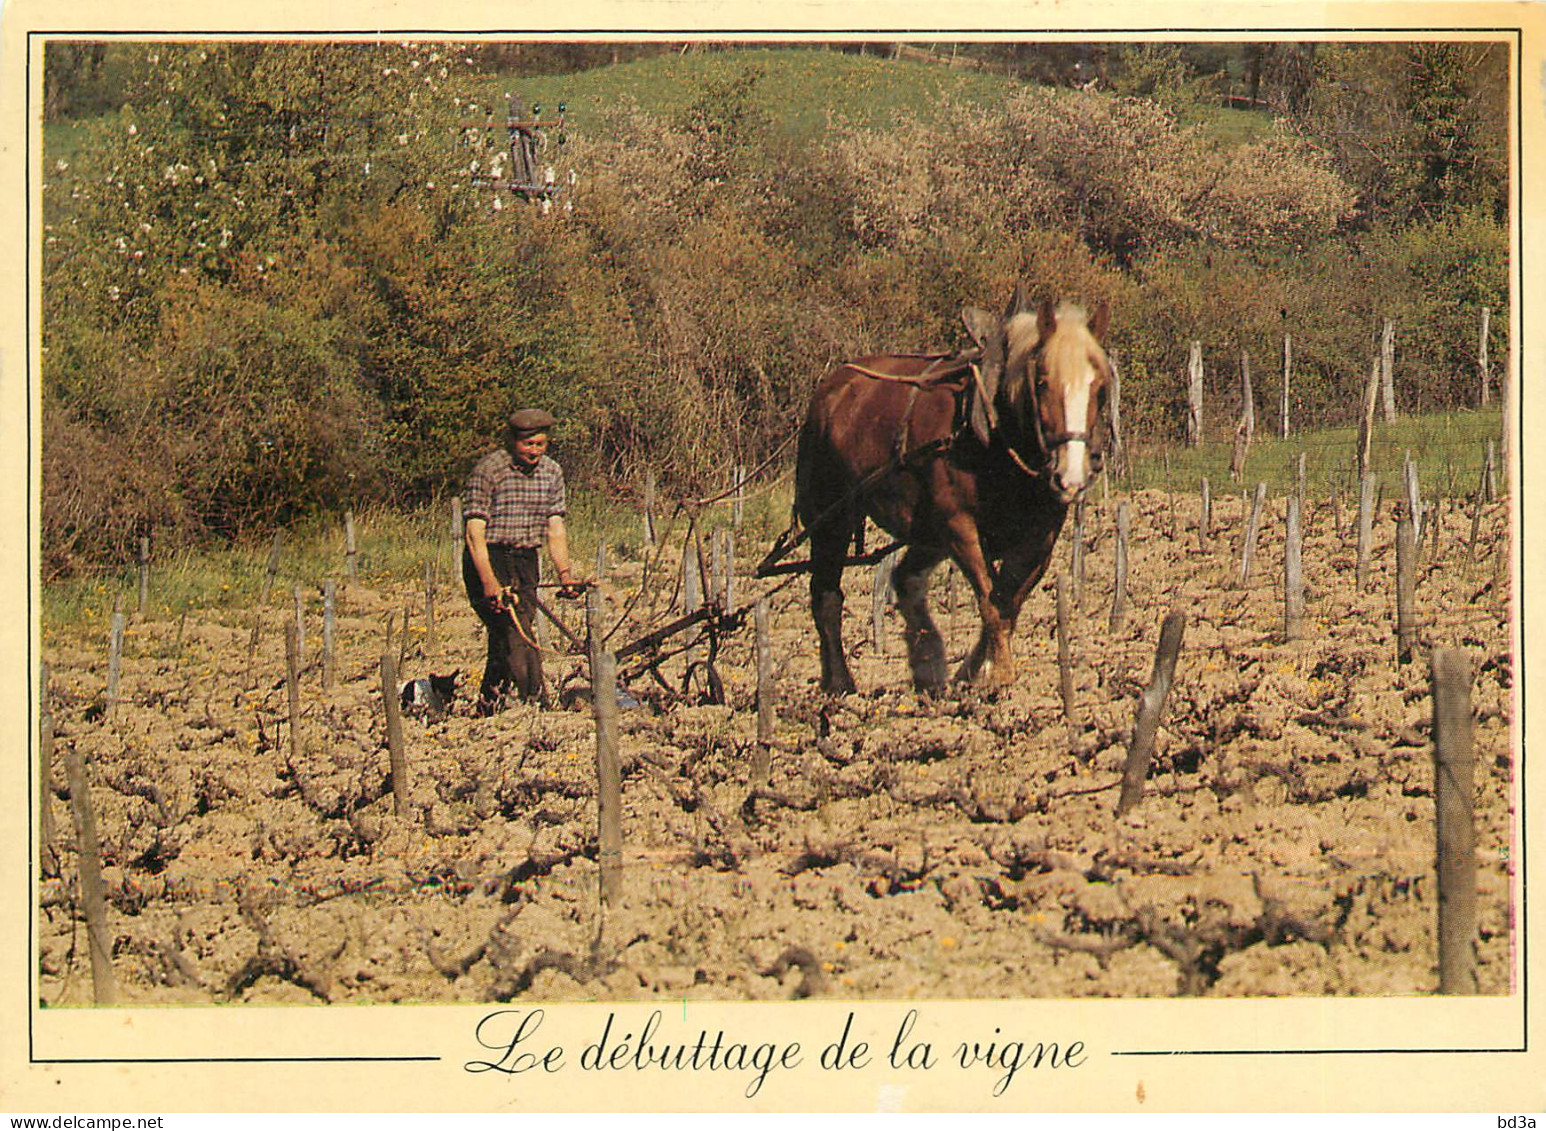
[841,358,976,387]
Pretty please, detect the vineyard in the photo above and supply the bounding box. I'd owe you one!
[17,24,1538,1123]
[36,426,1516,1004]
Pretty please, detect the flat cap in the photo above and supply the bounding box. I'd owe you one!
[506,408,556,435]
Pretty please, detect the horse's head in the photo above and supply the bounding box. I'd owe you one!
[963,287,1112,505]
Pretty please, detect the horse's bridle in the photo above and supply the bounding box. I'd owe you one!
[993,348,1106,479]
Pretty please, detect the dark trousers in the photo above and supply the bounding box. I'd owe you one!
[463,544,543,712]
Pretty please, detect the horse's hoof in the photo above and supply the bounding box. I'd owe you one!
[972,660,1015,691]
[910,660,948,697]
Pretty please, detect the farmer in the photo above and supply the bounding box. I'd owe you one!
[462,408,582,713]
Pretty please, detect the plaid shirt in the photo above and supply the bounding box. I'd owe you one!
[464,449,566,547]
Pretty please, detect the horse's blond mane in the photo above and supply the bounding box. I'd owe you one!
[1003,303,1094,418]
[1005,303,1092,370]
[1005,311,1040,373]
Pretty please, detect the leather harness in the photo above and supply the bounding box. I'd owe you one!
[839,346,1100,479]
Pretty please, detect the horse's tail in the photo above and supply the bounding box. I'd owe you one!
[792,410,821,530]
[795,406,870,563]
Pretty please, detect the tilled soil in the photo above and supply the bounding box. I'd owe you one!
[36,489,1516,1005]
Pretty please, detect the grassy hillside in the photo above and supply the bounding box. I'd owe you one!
[42,45,1274,194]
[483,46,1275,146]
[493,48,1023,141]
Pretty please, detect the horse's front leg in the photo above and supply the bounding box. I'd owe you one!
[947,523,1014,688]
[892,544,947,694]
[809,535,858,697]
[994,512,1069,639]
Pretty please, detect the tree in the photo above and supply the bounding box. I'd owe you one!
[1301,42,1508,225]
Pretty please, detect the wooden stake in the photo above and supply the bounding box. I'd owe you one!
[322,581,336,691]
[586,589,604,668]
[1404,451,1424,544]
[680,533,702,614]
[1357,472,1376,592]
[1431,648,1477,994]
[1239,483,1268,587]
[1467,487,1485,568]
[1478,306,1491,406]
[285,622,302,764]
[1117,609,1187,815]
[722,529,736,612]
[1280,332,1292,440]
[733,465,746,528]
[587,594,622,906]
[106,610,125,716]
[1493,521,1509,612]
[344,511,358,580]
[400,600,414,668]
[1358,352,1380,481]
[1395,514,1417,663]
[1055,573,1077,727]
[755,598,774,746]
[1070,500,1086,605]
[694,530,711,613]
[424,562,437,658]
[710,528,726,607]
[1186,340,1204,448]
[643,471,657,551]
[380,651,408,817]
[1430,485,1443,561]
[64,740,117,1004]
[137,535,150,614]
[1109,500,1131,632]
[1198,477,1211,552]
[244,614,263,689]
[1284,495,1305,641]
[1229,350,1255,482]
[292,585,306,667]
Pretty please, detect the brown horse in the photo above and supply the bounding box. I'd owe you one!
[795,286,1112,695]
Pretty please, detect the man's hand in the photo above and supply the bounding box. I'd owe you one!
[484,586,517,615]
[556,579,586,601]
